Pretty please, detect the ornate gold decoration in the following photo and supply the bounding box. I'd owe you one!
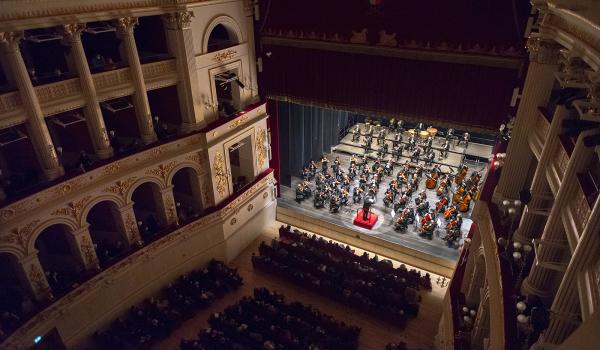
[0,208,16,220]
[166,198,177,224]
[125,213,138,243]
[51,195,92,220]
[213,49,237,63]
[525,34,561,65]
[0,220,40,252]
[115,17,139,32]
[256,128,267,168]
[247,204,254,212]
[0,31,24,51]
[162,11,194,30]
[228,116,248,129]
[28,263,50,295]
[201,180,211,206]
[263,192,269,199]
[146,161,177,182]
[545,14,600,59]
[80,235,96,266]
[213,152,228,197]
[104,162,121,175]
[230,218,237,226]
[60,23,86,41]
[103,177,137,199]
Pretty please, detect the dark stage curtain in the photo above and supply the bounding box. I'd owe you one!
[262,45,520,131]
[278,101,354,187]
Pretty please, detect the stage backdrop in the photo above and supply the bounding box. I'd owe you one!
[262,45,520,131]
[278,101,359,187]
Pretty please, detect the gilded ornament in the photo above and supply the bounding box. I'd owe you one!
[213,152,228,197]
[104,162,121,175]
[146,161,177,182]
[0,219,40,253]
[162,11,194,30]
[125,213,138,243]
[230,217,237,225]
[186,152,207,165]
[28,263,50,295]
[256,128,267,168]
[0,208,15,220]
[247,204,254,212]
[103,177,137,199]
[525,35,561,65]
[115,17,139,32]
[80,235,96,266]
[213,49,237,63]
[51,195,92,220]
[228,116,248,129]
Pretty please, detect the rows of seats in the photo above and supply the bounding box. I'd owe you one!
[252,225,431,326]
[93,260,242,349]
[180,287,360,350]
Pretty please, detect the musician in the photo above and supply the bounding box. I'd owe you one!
[397,120,405,132]
[315,173,325,188]
[392,143,404,161]
[350,154,358,166]
[457,132,470,148]
[362,195,374,220]
[340,188,349,206]
[348,164,357,180]
[420,209,436,239]
[302,180,312,199]
[353,186,363,204]
[329,195,341,213]
[309,160,317,177]
[314,191,325,208]
[443,204,458,220]
[351,124,361,142]
[394,132,402,143]
[378,129,386,145]
[332,156,341,174]
[359,174,368,190]
[365,123,373,136]
[416,122,424,132]
[383,190,394,207]
[435,195,449,213]
[424,136,433,150]
[384,159,394,176]
[295,183,305,202]
[425,150,435,166]
[359,155,369,169]
[301,166,310,180]
[444,214,462,245]
[381,141,389,155]
[440,140,450,158]
[320,155,329,172]
[410,147,421,163]
[389,118,396,131]
[446,128,454,141]
[407,134,416,151]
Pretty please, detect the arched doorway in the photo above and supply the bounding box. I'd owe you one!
[86,200,129,267]
[0,253,32,332]
[207,23,239,53]
[131,182,166,242]
[171,167,203,223]
[34,224,83,296]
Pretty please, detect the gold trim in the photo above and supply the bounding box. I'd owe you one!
[213,49,237,63]
[256,128,267,168]
[228,116,249,129]
[213,152,228,197]
[103,177,137,200]
[51,195,92,221]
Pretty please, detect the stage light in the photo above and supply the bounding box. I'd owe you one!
[34,336,42,344]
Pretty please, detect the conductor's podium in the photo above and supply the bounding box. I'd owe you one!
[353,208,379,229]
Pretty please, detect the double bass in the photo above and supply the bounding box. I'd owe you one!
[435,196,448,212]
[455,165,469,184]
[458,192,472,212]
[425,173,437,189]
[443,205,457,219]
[437,176,449,196]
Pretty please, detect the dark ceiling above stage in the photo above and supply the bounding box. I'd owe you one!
[257,0,531,131]
[259,0,532,52]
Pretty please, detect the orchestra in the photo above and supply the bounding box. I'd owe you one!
[292,120,483,249]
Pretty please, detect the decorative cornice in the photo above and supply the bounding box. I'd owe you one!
[60,23,86,41]
[0,220,40,255]
[145,161,177,182]
[103,177,137,200]
[0,31,24,52]
[115,16,139,33]
[228,115,248,129]
[544,13,600,60]
[51,195,92,222]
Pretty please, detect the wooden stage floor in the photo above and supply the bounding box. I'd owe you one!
[279,131,493,268]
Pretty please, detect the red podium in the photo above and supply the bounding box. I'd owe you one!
[353,208,379,229]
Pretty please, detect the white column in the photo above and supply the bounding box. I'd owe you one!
[0,32,64,180]
[162,11,206,132]
[495,36,560,200]
[157,185,178,227]
[61,23,113,159]
[115,204,143,246]
[244,1,260,102]
[115,17,157,144]
[514,106,570,243]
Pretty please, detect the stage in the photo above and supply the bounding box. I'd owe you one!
[278,124,494,270]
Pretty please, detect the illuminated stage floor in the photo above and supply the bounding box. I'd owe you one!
[278,140,492,264]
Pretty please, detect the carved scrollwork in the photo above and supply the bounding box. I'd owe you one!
[28,263,50,295]
[146,161,177,182]
[115,17,139,33]
[213,49,237,63]
[256,128,267,168]
[51,195,92,221]
[0,220,40,253]
[213,152,228,197]
[125,213,138,243]
[162,11,195,30]
[103,177,137,200]
[228,116,248,129]
[80,235,96,266]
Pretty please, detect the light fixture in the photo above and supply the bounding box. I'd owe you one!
[513,251,522,260]
[513,242,522,250]
[517,314,528,323]
[523,244,532,253]
[516,301,527,312]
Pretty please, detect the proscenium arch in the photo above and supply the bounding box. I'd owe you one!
[79,194,126,228]
[27,218,79,255]
[203,15,243,54]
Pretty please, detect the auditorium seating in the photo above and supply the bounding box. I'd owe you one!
[180,287,360,350]
[251,225,431,326]
[93,260,242,349]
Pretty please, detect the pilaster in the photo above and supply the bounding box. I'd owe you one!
[17,253,52,302]
[115,17,157,144]
[162,11,206,131]
[495,35,561,200]
[68,225,100,271]
[158,185,178,227]
[61,23,113,159]
[115,203,142,246]
[0,31,64,180]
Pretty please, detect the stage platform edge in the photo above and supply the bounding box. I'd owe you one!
[277,206,456,278]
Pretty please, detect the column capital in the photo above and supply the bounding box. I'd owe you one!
[526,34,562,64]
[162,11,194,30]
[115,16,139,34]
[0,31,24,52]
[60,23,86,43]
